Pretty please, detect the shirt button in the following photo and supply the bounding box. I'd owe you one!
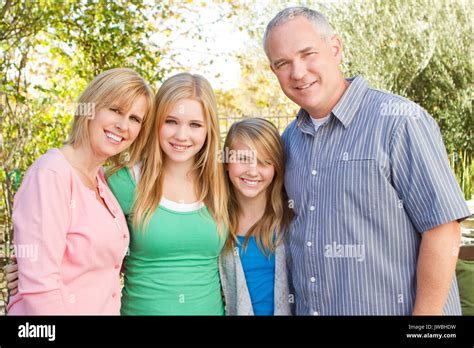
[307,241,312,247]
[310,277,316,283]
[310,206,315,211]
[311,170,317,176]
[123,234,127,239]
[313,311,319,316]
[114,265,120,269]
[112,293,117,298]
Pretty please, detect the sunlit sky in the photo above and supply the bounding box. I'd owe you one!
[155,1,251,90]
[158,0,344,90]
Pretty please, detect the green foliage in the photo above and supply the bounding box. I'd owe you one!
[46,0,167,82]
[449,150,473,200]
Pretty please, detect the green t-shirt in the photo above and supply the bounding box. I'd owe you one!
[107,167,226,315]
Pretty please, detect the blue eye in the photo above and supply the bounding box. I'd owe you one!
[190,123,202,128]
[165,119,177,124]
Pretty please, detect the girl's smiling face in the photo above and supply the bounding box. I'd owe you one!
[227,140,275,201]
[159,98,207,165]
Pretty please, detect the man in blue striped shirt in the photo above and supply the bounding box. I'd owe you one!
[263,7,470,315]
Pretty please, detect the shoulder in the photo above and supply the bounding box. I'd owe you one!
[281,118,299,147]
[15,149,75,205]
[106,167,136,213]
[23,148,74,185]
[107,167,133,187]
[361,87,437,138]
[364,87,431,123]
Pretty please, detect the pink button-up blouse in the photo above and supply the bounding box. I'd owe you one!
[7,148,129,315]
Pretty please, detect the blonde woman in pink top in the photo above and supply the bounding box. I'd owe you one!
[6,68,154,315]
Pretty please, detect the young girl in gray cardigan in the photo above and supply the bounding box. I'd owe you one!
[219,118,294,315]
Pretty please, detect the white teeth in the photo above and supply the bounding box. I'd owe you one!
[105,131,123,142]
[171,143,190,151]
[241,178,259,186]
[296,81,316,90]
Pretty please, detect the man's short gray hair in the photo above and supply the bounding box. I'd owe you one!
[263,7,335,59]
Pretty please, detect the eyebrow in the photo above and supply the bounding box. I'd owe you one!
[272,46,319,67]
[166,115,204,124]
[111,104,144,122]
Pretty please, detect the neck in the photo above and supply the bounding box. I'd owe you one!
[236,190,267,223]
[62,144,104,179]
[163,157,196,182]
[309,77,350,118]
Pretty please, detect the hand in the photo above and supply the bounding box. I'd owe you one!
[4,260,19,296]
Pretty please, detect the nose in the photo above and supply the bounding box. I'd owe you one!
[246,161,258,177]
[115,116,129,132]
[290,59,306,81]
[174,125,188,141]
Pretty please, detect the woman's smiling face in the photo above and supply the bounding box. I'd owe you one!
[88,96,146,160]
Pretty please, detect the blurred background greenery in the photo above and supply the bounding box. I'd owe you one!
[0,0,472,311]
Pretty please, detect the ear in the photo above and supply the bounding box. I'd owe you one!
[329,35,343,64]
[270,63,276,74]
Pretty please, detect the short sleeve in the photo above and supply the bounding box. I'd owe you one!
[106,167,135,216]
[389,112,470,233]
[13,168,71,314]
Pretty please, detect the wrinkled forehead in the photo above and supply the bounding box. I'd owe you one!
[266,17,326,59]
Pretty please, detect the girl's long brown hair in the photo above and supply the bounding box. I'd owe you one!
[223,118,293,256]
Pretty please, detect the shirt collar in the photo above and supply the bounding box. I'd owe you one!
[297,75,369,132]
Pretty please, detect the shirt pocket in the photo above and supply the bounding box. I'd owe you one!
[328,159,378,218]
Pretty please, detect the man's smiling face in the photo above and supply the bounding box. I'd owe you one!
[266,16,344,117]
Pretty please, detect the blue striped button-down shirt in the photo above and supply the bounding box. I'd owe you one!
[282,76,470,315]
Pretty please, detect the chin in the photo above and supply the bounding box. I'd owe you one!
[165,153,194,163]
[240,189,263,198]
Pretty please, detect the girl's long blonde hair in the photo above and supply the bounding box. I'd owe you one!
[224,118,293,256]
[111,73,229,237]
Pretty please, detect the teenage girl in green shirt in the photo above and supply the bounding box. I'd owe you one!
[107,73,229,315]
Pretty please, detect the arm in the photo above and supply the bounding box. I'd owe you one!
[389,109,469,315]
[413,221,461,315]
[13,168,70,314]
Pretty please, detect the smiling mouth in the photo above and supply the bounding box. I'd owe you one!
[105,131,124,143]
[170,142,192,151]
[240,178,261,186]
[295,80,317,90]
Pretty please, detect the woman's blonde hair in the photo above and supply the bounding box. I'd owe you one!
[119,72,229,237]
[223,118,293,256]
[64,68,154,149]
